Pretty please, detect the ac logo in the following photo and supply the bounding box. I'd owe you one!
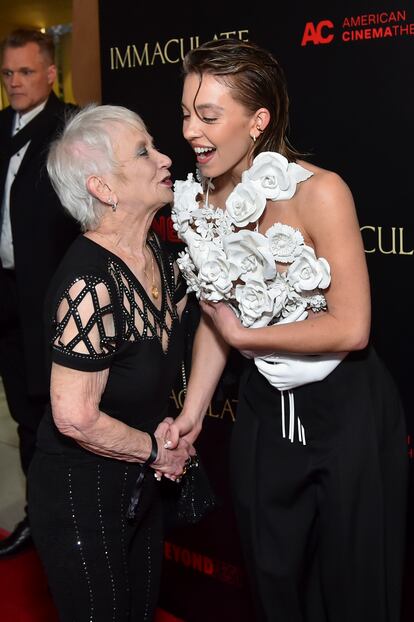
[301,20,334,46]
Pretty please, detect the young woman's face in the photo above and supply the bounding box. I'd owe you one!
[181,72,256,180]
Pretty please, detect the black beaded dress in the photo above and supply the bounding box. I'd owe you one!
[28,232,186,622]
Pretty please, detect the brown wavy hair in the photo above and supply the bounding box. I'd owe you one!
[182,38,302,162]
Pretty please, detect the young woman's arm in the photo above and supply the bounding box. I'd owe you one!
[202,172,371,355]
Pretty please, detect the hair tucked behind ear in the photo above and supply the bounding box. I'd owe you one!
[47,104,146,231]
[183,38,304,161]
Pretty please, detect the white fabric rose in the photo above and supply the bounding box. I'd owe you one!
[225,180,266,227]
[181,232,215,270]
[223,230,276,282]
[266,275,292,318]
[301,293,328,313]
[173,173,202,208]
[243,152,313,201]
[198,248,233,302]
[172,155,332,336]
[235,280,282,328]
[287,245,331,292]
[176,252,201,296]
[176,250,194,273]
[265,222,304,263]
[171,208,192,236]
[172,174,202,234]
[194,217,216,240]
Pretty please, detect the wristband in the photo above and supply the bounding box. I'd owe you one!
[143,431,158,466]
[126,431,158,520]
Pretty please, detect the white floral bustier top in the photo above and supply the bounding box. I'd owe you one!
[171,151,331,329]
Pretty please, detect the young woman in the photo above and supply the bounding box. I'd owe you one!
[168,39,408,622]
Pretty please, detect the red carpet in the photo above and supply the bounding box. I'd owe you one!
[0,528,183,622]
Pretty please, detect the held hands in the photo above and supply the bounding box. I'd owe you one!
[151,418,194,481]
[151,415,201,482]
[166,412,203,449]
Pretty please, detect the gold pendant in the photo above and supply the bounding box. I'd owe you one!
[151,285,159,299]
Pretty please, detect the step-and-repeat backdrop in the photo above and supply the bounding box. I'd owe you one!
[98,3,413,620]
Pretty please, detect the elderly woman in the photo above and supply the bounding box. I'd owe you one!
[27,104,192,621]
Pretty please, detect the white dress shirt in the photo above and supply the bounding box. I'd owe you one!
[0,100,47,269]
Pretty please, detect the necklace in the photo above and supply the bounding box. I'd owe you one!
[89,231,160,300]
[143,246,159,300]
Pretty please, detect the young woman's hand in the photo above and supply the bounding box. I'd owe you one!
[199,301,245,348]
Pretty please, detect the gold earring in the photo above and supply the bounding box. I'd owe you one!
[251,134,256,143]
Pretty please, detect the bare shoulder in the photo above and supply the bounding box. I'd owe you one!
[296,160,355,213]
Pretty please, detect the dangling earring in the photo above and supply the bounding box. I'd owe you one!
[251,134,256,143]
[110,200,118,213]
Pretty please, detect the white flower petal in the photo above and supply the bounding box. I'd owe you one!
[172,156,329,332]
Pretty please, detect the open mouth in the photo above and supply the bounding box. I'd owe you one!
[161,175,172,187]
[194,147,216,162]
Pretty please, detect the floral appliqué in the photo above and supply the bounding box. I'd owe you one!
[172,152,330,328]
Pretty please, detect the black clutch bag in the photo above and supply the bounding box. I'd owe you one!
[161,453,217,533]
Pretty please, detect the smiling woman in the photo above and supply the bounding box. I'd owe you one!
[25,103,193,621]
[168,37,408,622]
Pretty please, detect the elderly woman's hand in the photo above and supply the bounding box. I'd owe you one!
[154,417,174,445]
[150,435,193,481]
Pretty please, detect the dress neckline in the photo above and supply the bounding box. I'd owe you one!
[81,233,166,318]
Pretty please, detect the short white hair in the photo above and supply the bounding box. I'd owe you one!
[47,103,146,231]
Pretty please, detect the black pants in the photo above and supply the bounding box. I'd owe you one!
[0,269,47,477]
[28,452,163,621]
[230,348,408,622]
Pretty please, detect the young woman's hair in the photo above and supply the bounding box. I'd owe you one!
[183,38,302,161]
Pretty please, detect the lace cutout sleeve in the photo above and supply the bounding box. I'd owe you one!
[51,274,118,371]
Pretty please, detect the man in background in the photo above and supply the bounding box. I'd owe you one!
[0,29,79,556]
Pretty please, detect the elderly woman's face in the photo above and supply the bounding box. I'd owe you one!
[109,123,173,211]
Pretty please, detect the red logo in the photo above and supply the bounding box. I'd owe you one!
[301,20,334,46]
[151,215,181,243]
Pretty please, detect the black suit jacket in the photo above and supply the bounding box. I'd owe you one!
[0,92,80,396]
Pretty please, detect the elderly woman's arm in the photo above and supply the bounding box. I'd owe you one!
[51,363,190,477]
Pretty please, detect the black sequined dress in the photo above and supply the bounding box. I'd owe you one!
[28,232,186,622]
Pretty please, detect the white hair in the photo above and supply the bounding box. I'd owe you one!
[47,103,146,231]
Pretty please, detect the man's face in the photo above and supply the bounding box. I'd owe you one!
[1,42,56,114]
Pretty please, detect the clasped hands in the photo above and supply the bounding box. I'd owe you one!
[151,417,196,482]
